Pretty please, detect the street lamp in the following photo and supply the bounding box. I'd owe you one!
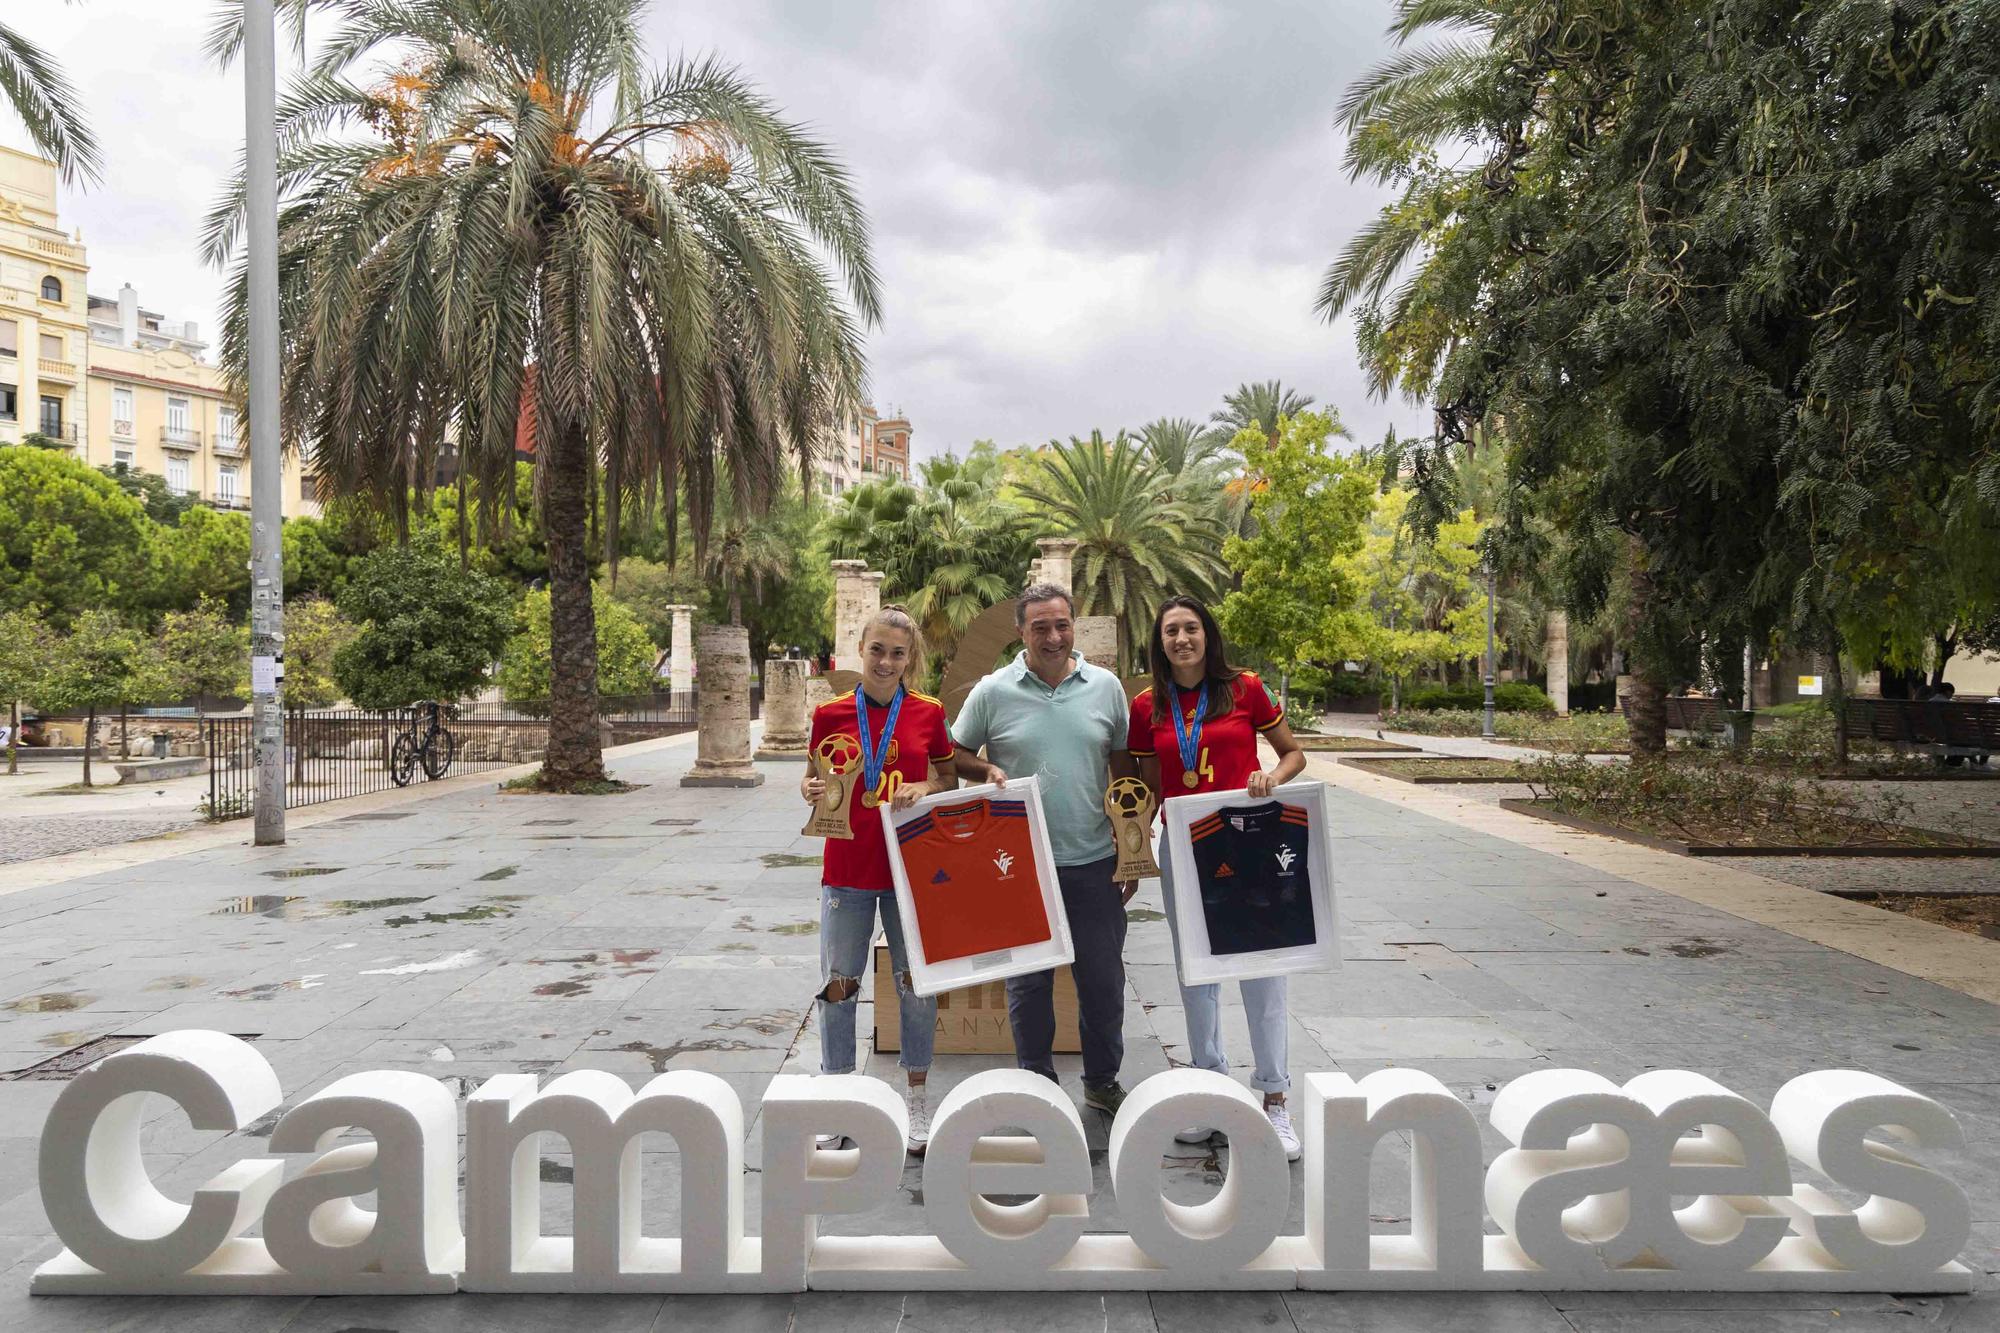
[1481,555,1497,739]
[245,0,286,844]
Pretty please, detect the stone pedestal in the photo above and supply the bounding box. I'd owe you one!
[832,560,883,673]
[1034,537,1078,595]
[805,676,834,716]
[667,605,696,697]
[681,624,764,788]
[755,658,811,760]
[1545,610,1570,716]
[1076,617,1119,672]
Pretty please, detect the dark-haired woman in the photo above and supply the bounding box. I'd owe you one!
[1127,595,1307,1158]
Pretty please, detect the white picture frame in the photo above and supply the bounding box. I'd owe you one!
[880,776,1075,998]
[1160,778,1340,986]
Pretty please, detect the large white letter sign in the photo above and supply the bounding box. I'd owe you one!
[758,1074,908,1290]
[34,1031,288,1293]
[1769,1070,1972,1283]
[1620,1070,1792,1274]
[1299,1069,1483,1286]
[262,1070,461,1289]
[924,1070,1091,1273]
[462,1068,765,1292]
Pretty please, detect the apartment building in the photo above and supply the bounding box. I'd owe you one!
[0,147,89,454]
[813,402,913,497]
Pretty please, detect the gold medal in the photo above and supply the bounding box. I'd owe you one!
[861,790,879,808]
[1183,771,1199,789]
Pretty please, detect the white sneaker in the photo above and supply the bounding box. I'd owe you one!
[1174,1126,1215,1144]
[905,1083,931,1155]
[814,1132,843,1150]
[1266,1101,1301,1161]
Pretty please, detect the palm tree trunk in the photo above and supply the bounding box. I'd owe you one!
[1622,532,1668,755]
[7,701,17,775]
[84,705,96,787]
[543,418,606,786]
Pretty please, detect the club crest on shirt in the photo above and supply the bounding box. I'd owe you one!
[1274,845,1298,874]
[992,849,1015,879]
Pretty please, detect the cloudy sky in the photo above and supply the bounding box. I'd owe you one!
[9,0,1429,459]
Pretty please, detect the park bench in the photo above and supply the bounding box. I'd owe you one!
[1663,695,1727,736]
[112,756,207,784]
[1844,697,2000,763]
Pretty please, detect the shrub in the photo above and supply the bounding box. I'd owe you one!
[1401,682,1554,713]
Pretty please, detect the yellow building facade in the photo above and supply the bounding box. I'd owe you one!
[0,145,317,516]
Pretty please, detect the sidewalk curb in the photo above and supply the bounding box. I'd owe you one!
[1305,753,2000,1008]
[1,731,699,899]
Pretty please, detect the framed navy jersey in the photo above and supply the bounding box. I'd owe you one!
[1161,779,1340,984]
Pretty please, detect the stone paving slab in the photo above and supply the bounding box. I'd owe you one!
[0,730,1992,1330]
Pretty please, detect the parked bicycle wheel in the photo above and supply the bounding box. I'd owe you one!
[421,726,456,780]
[391,732,421,787]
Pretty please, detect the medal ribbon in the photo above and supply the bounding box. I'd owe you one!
[1170,680,1207,784]
[855,684,905,800]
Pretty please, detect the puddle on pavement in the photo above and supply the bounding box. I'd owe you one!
[214,895,434,922]
[222,976,326,999]
[759,852,822,868]
[7,993,92,1014]
[768,921,817,936]
[707,1012,796,1036]
[263,867,342,879]
[383,901,520,928]
[477,866,519,882]
[144,975,207,991]
[533,977,598,998]
[612,1037,759,1074]
[718,942,755,952]
[36,1029,94,1048]
[1126,908,1166,922]
[1665,940,1729,958]
[215,896,309,919]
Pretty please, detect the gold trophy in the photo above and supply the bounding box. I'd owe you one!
[802,733,865,839]
[1104,776,1161,880]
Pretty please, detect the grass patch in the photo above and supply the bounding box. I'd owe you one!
[1386,709,1632,749]
[1292,734,1425,753]
[499,770,642,796]
[26,781,123,796]
[1344,757,1537,783]
[1833,892,2000,941]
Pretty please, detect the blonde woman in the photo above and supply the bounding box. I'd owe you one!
[800,607,955,1152]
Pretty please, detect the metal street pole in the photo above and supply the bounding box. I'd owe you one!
[1481,558,1497,739]
[245,0,286,844]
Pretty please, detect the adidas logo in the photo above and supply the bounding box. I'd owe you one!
[1213,862,1235,878]
[931,868,951,885]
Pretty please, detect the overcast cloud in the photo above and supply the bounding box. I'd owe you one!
[8,1,1428,459]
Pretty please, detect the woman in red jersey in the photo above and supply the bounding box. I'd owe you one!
[799,606,955,1153]
[1128,595,1307,1160]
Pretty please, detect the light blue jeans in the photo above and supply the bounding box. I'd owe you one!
[818,885,936,1075]
[1161,849,1291,1095]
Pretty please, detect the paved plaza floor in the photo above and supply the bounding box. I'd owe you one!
[0,731,1993,1331]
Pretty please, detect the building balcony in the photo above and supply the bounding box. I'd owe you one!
[203,495,251,512]
[161,426,201,451]
[37,236,84,264]
[38,357,77,381]
[212,432,245,457]
[111,418,135,441]
[32,423,79,446]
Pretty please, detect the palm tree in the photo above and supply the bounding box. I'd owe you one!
[204,0,877,789]
[0,15,101,184]
[1139,417,1229,479]
[1015,431,1229,665]
[1211,381,1317,444]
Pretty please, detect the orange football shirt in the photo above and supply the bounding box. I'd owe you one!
[893,797,1053,964]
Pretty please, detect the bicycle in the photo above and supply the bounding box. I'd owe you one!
[390,700,457,786]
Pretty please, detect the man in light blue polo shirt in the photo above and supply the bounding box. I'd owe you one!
[952,582,1136,1115]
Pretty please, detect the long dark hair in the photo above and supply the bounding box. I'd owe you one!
[1148,595,1242,724]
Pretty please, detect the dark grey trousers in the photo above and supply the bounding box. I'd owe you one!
[1005,854,1127,1088]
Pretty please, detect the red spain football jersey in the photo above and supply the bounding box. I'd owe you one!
[808,689,954,892]
[1127,671,1282,796]
[892,797,1053,964]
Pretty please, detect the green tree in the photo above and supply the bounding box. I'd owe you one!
[282,517,350,602]
[282,596,357,710]
[607,557,706,648]
[333,544,513,709]
[1015,431,1229,664]
[1211,381,1316,444]
[0,16,100,183]
[98,463,196,524]
[207,0,878,790]
[1342,488,1490,710]
[155,507,252,617]
[499,587,657,705]
[154,596,248,723]
[0,446,153,627]
[1217,413,1375,691]
[0,607,50,776]
[38,611,149,786]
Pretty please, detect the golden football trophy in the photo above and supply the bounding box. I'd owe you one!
[1104,776,1161,880]
[802,733,865,839]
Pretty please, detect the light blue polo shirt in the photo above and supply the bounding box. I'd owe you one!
[952,650,1128,867]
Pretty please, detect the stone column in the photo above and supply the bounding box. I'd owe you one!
[1544,610,1570,716]
[805,676,834,716]
[755,658,811,759]
[1076,618,1120,672]
[681,624,764,788]
[832,560,882,672]
[1034,537,1078,594]
[667,605,696,697]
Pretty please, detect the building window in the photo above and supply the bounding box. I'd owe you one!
[166,455,189,495]
[112,386,134,437]
[0,383,14,421]
[38,395,62,436]
[217,408,238,449]
[39,276,61,303]
[165,395,193,445]
[40,333,61,361]
[0,319,14,357]
[217,465,239,506]
[113,447,134,469]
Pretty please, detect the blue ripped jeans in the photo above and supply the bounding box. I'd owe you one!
[1161,849,1291,1094]
[818,885,936,1075]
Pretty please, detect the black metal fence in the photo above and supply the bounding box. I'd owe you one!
[202,692,713,820]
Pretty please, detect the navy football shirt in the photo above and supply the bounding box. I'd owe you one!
[1186,801,1316,955]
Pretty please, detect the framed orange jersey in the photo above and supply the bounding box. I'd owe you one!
[881,775,1073,997]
